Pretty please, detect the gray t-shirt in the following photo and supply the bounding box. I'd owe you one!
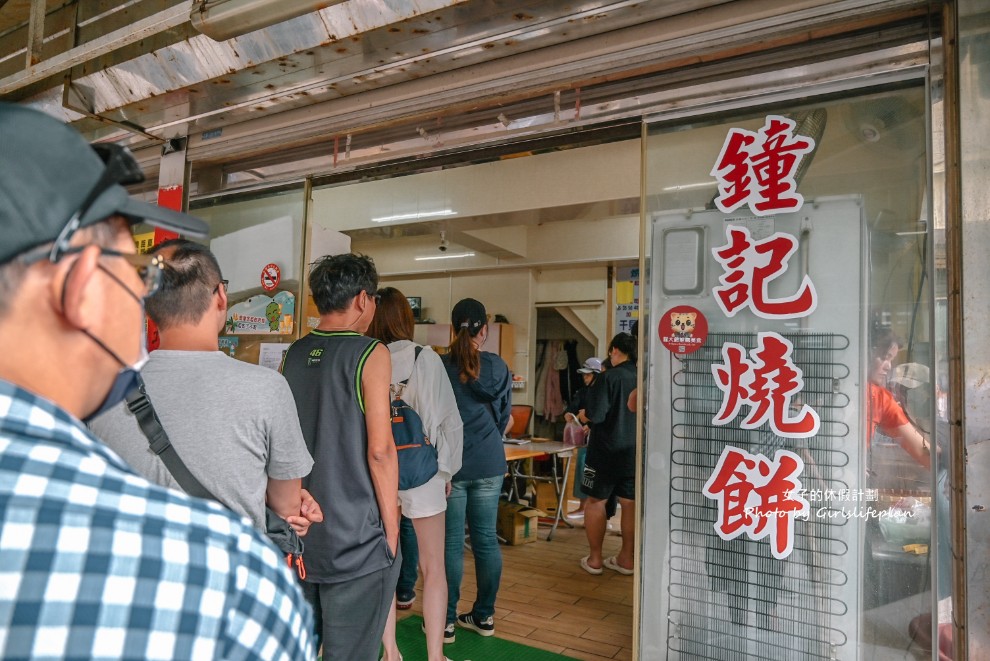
[90,350,313,531]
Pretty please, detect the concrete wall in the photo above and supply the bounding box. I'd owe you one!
[375,263,617,407]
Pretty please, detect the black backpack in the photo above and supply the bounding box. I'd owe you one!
[391,346,440,491]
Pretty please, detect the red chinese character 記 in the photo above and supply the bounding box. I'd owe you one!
[711,332,820,439]
[702,445,810,559]
[710,115,815,216]
[712,225,817,319]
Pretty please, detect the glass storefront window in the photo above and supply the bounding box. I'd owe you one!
[640,84,949,659]
[189,188,306,364]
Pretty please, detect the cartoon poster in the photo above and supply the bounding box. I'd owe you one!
[218,336,239,357]
[225,291,295,335]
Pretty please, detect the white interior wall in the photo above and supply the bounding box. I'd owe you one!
[378,270,536,403]
[195,190,305,239]
[309,140,640,232]
[533,266,610,355]
[209,215,298,294]
[194,140,643,400]
[375,263,619,406]
[350,214,638,276]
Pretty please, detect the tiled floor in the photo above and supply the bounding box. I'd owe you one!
[400,515,634,660]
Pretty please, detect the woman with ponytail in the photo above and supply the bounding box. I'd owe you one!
[440,298,512,642]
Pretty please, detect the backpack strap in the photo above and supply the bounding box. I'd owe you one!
[126,378,216,501]
[126,376,307,578]
[392,345,424,399]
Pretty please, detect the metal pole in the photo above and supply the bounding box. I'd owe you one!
[941,1,968,657]
[297,177,314,340]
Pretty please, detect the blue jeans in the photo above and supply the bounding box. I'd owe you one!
[445,476,503,624]
[395,515,419,601]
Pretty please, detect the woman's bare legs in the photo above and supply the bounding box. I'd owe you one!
[413,511,448,661]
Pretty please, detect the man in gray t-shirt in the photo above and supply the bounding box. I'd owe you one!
[91,240,318,534]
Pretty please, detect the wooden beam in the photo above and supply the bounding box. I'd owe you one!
[24,0,44,67]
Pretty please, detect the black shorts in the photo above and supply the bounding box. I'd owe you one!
[581,443,636,501]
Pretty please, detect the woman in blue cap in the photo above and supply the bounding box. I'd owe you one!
[441,298,512,642]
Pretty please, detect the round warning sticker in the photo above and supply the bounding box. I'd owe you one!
[659,305,708,355]
[261,263,281,292]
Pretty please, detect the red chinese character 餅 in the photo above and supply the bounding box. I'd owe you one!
[711,332,820,439]
[710,115,815,216]
[712,225,817,319]
[702,445,810,559]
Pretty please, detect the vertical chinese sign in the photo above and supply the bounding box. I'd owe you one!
[702,115,818,559]
[614,266,639,334]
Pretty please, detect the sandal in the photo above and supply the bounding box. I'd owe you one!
[604,555,633,575]
[580,555,603,575]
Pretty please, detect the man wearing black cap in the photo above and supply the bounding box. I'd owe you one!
[0,104,314,659]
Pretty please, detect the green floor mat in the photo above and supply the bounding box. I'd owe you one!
[395,615,576,661]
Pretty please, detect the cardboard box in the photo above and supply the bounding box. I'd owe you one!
[534,481,561,514]
[497,500,544,545]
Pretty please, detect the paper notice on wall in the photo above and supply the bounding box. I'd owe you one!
[258,343,289,371]
[614,266,640,334]
[616,280,636,305]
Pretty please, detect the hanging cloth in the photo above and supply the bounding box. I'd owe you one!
[543,341,565,421]
[534,340,549,417]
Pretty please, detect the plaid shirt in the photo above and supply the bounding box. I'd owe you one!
[0,380,315,660]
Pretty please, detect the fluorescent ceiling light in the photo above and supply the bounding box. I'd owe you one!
[414,252,476,261]
[371,209,457,223]
[662,182,717,191]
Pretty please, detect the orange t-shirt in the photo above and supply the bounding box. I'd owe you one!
[868,383,910,447]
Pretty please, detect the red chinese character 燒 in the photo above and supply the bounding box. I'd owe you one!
[711,332,820,439]
[711,343,752,426]
[710,115,815,216]
[712,225,817,319]
[702,446,810,559]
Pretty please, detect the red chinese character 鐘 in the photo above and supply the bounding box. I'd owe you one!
[710,115,815,217]
[702,446,810,559]
[711,332,820,439]
[712,225,817,319]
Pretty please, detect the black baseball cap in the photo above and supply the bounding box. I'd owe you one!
[0,103,208,265]
[451,298,487,334]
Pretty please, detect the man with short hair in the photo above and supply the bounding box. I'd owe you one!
[90,239,319,536]
[0,104,314,660]
[578,332,639,576]
[281,253,401,660]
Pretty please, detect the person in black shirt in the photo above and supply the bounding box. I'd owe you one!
[563,357,602,517]
[577,333,638,576]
